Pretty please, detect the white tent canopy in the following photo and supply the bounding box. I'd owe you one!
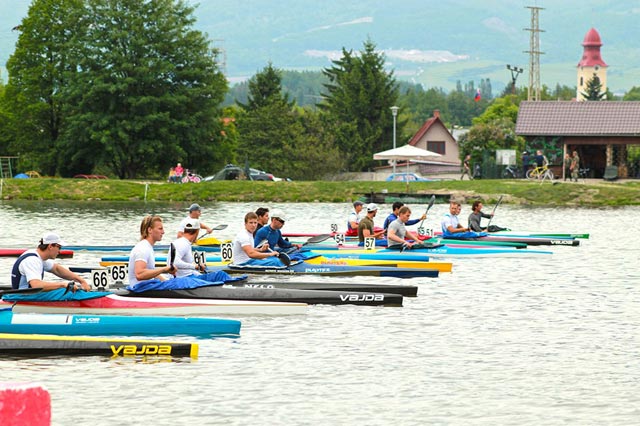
[373,144,442,161]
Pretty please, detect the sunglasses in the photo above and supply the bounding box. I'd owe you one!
[275,218,285,224]
[52,244,62,249]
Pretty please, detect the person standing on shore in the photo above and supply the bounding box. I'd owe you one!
[460,155,473,180]
[570,151,581,182]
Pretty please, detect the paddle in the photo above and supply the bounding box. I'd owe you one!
[485,195,504,230]
[196,224,228,242]
[300,234,333,246]
[168,242,177,273]
[418,195,437,230]
[257,239,292,267]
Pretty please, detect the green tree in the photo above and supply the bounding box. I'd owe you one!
[240,62,293,111]
[580,73,606,101]
[320,39,400,171]
[3,0,84,175]
[472,95,520,125]
[60,0,228,178]
[623,86,640,101]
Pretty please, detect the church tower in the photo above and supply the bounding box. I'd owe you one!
[576,28,607,101]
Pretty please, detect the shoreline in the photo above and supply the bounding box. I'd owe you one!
[1,177,639,207]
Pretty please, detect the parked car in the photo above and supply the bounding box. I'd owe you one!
[202,165,282,181]
[386,172,434,182]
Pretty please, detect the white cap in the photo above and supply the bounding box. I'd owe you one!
[271,209,287,222]
[42,232,66,246]
[183,219,200,232]
[366,203,378,212]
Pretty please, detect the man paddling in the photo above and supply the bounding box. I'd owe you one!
[441,201,485,238]
[232,212,282,266]
[171,219,207,277]
[177,203,213,238]
[345,201,364,236]
[387,206,423,250]
[467,201,493,232]
[11,233,90,292]
[382,201,426,232]
[254,207,270,234]
[129,215,175,287]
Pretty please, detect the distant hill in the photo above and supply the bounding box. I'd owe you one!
[2,0,640,94]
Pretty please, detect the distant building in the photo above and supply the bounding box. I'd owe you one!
[577,28,608,101]
[406,110,460,174]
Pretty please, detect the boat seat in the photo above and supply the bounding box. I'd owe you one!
[603,166,618,181]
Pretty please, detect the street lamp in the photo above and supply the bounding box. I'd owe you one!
[506,65,523,95]
[390,106,399,175]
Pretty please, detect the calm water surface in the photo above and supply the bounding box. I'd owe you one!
[1,201,639,426]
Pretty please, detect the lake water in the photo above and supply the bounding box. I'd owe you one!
[1,201,639,426]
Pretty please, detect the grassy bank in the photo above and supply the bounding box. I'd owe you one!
[1,178,639,206]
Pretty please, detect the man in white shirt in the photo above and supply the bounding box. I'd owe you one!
[177,203,213,238]
[232,212,280,266]
[129,215,175,287]
[171,218,207,277]
[11,232,90,292]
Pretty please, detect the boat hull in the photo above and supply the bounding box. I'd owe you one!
[0,309,240,337]
[0,333,198,358]
[3,294,307,316]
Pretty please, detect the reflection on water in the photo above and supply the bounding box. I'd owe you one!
[1,201,640,426]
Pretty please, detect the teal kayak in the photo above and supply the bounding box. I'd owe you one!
[0,308,240,337]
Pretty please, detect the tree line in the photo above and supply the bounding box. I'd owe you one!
[1,0,637,180]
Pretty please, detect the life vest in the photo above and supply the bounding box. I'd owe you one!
[10,252,41,289]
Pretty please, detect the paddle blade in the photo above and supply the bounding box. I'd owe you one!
[169,243,176,269]
[212,224,228,231]
[426,195,436,212]
[304,234,333,245]
[278,252,292,267]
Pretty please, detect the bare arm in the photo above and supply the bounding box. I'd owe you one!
[134,260,174,282]
[50,263,91,291]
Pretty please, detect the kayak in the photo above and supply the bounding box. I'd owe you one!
[98,256,441,279]
[0,308,240,337]
[309,245,553,258]
[0,248,74,258]
[118,286,403,306]
[3,294,307,316]
[225,281,419,297]
[292,236,527,249]
[0,333,199,358]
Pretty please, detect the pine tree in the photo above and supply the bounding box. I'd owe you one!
[581,73,606,101]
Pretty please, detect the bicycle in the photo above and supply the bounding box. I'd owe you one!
[526,165,554,181]
[502,165,521,179]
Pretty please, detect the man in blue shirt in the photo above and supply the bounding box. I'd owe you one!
[254,209,301,252]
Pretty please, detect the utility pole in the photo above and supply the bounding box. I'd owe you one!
[506,65,523,95]
[524,6,544,101]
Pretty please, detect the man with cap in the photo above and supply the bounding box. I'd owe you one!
[254,209,301,252]
[346,201,364,236]
[177,203,213,238]
[11,232,90,291]
[171,218,208,277]
[357,203,386,244]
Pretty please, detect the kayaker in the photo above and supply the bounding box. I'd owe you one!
[129,215,176,287]
[171,219,207,277]
[467,201,493,232]
[357,203,386,243]
[254,207,270,234]
[254,209,301,252]
[177,203,213,238]
[387,206,422,250]
[382,201,426,231]
[345,201,364,236]
[232,212,282,266]
[10,232,90,292]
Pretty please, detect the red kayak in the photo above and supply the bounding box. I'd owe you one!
[0,249,74,259]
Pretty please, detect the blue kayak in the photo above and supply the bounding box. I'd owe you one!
[0,308,240,337]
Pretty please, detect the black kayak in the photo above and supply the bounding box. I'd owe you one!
[115,285,403,307]
[231,281,418,297]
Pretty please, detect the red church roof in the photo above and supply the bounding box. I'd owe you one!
[577,28,607,68]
